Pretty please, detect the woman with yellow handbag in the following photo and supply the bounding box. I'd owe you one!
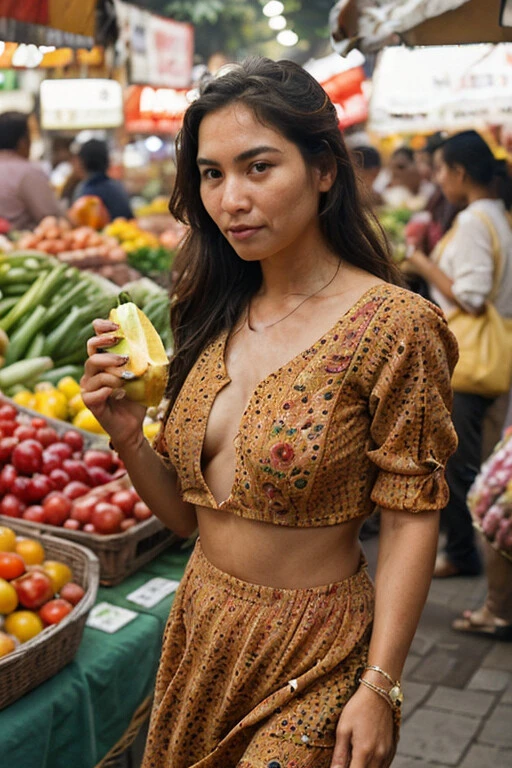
[406,130,512,578]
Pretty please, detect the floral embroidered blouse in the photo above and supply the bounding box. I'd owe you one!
[154,284,458,526]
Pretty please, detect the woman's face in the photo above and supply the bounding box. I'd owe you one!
[434,152,465,205]
[196,103,334,263]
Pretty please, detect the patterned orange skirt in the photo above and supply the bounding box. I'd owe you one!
[142,539,375,768]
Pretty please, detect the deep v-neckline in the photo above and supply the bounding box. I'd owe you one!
[197,282,384,509]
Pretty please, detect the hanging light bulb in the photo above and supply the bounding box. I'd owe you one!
[277,30,299,47]
[263,1,284,18]
[268,15,287,30]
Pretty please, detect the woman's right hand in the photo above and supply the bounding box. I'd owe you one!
[81,319,147,452]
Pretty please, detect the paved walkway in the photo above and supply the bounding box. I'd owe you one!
[125,535,512,768]
[362,535,512,768]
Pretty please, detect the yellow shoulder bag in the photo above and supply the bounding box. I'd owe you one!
[443,210,512,397]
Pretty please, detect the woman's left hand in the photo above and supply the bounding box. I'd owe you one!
[330,684,396,767]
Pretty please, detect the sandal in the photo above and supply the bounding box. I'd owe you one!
[434,554,482,578]
[452,608,512,641]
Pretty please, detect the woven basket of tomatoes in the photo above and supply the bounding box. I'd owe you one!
[0,399,176,586]
[0,521,99,709]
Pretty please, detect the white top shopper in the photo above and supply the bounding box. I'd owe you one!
[430,198,512,318]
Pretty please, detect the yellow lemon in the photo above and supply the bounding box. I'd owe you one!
[57,376,81,401]
[68,393,86,417]
[72,408,107,434]
[35,390,68,420]
[12,390,36,409]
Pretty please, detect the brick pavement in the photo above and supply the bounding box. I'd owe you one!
[362,536,512,768]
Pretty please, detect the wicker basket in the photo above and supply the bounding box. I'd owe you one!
[0,522,99,710]
[0,507,176,587]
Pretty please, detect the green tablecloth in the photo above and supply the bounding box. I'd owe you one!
[0,542,192,768]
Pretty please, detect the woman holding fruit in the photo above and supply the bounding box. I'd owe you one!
[82,59,458,768]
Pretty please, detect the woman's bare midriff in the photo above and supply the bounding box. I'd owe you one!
[196,506,364,589]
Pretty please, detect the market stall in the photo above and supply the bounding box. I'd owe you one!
[329,0,512,55]
[0,540,192,768]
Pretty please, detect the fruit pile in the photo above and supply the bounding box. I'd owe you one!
[468,427,512,556]
[15,217,125,262]
[0,524,86,656]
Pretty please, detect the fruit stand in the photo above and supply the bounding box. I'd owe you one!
[0,540,192,768]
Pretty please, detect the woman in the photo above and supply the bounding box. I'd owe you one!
[82,59,458,768]
[406,130,512,579]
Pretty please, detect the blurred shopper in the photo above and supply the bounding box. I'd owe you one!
[74,139,133,220]
[0,111,61,230]
[453,404,512,640]
[405,130,512,578]
[383,146,436,210]
[351,145,384,207]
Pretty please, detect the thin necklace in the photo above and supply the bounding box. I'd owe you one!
[247,260,342,332]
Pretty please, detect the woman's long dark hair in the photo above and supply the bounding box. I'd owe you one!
[167,57,401,406]
[440,130,512,209]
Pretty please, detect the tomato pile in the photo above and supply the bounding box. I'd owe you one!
[0,524,86,657]
[0,400,152,535]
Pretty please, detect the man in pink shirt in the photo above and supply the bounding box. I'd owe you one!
[0,111,61,230]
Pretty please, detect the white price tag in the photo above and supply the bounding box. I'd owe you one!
[126,577,180,608]
[86,602,139,633]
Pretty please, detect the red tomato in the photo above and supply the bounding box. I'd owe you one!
[35,427,59,447]
[133,501,152,521]
[0,421,16,437]
[48,468,70,491]
[87,466,114,487]
[11,440,43,475]
[70,496,97,525]
[43,492,72,526]
[41,450,62,474]
[26,474,54,502]
[59,582,85,605]
[91,503,124,534]
[62,430,84,453]
[0,436,19,463]
[62,481,90,500]
[0,404,18,420]
[45,442,73,462]
[110,489,135,516]
[62,459,90,485]
[11,475,31,503]
[0,464,17,493]
[31,417,48,430]
[63,519,81,530]
[22,505,45,523]
[83,450,113,471]
[14,425,37,441]
[120,518,137,532]
[39,598,73,625]
[14,570,54,609]
[0,494,25,518]
[0,551,25,580]
[82,523,96,534]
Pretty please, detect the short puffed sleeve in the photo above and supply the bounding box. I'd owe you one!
[366,297,458,512]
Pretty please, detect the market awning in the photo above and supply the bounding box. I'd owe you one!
[0,0,107,49]
[330,0,512,55]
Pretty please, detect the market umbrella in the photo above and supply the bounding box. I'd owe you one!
[330,0,512,54]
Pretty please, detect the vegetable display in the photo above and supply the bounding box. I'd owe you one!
[15,217,125,263]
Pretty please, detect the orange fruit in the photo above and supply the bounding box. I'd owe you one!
[42,560,73,593]
[0,526,16,552]
[0,577,18,614]
[4,610,44,643]
[15,538,45,566]
[0,630,16,657]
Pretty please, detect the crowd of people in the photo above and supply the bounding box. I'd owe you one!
[0,112,133,231]
[351,128,512,641]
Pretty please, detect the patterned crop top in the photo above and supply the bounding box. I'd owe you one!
[153,284,459,527]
